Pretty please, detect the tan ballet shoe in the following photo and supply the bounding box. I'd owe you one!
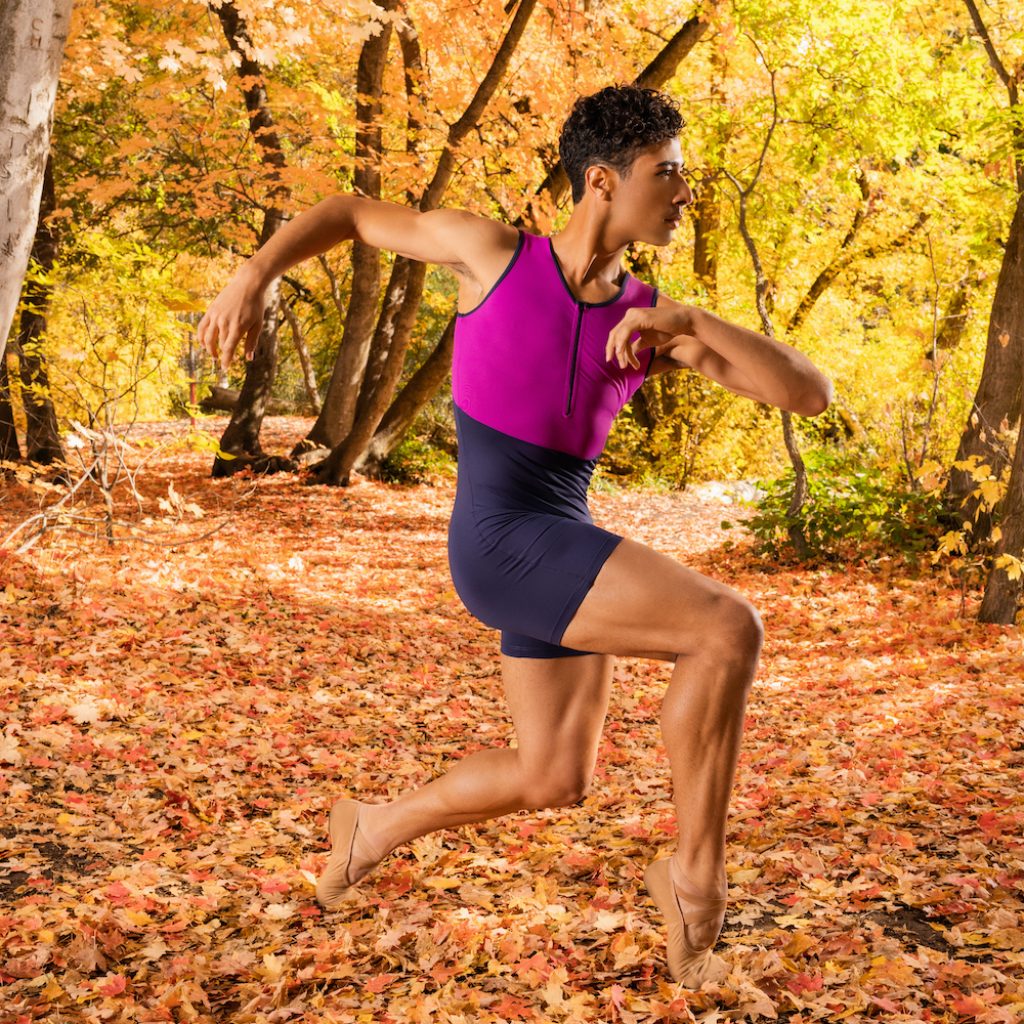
[643,857,730,987]
[315,799,382,909]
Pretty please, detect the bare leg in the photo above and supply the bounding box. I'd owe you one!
[327,533,758,984]
[346,651,616,882]
[559,537,762,951]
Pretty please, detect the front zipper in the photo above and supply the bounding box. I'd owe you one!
[565,303,584,416]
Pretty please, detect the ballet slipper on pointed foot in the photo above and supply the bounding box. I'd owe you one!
[644,857,730,987]
[315,799,380,909]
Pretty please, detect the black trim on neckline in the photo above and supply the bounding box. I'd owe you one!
[548,238,630,307]
[455,228,525,319]
[643,287,660,381]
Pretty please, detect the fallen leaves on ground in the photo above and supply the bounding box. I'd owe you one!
[0,418,1022,1023]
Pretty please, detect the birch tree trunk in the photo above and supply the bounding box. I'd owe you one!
[15,151,64,465]
[0,0,73,359]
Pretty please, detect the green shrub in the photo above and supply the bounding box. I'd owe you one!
[378,434,456,486]
[737,448,947,559]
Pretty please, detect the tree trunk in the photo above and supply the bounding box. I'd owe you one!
[16,152,64,465]
[0,0,72,360]
[311,0,539,485]
[354,258,413,427]
[293,1,397,456]
[924,262,981,361]
[786,168,870,333]
[739,194,810,559]
[726,67,812,558]
[787,207,928,334]
[0,354,21,463]
[282,304,322,414]
[947,0,1024,543]
[691,44,727,307]
[351,12,444,480]
[212,228,289,475]
[979,395,1024,623]
[199,384,293,417]
[692,177,719,304]
[212,0,293,476]
[355,316,456,477]
[943,190,1024,536]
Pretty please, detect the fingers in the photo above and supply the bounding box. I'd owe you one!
[195,309,261,371]
[196,313,213,359]
[605,308,634,368]
[243,318,262,363]
[197,308,229,368]
[196,273,267,371]
[606,307,652,370]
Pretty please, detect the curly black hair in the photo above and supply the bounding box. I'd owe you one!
[559,85,684,204]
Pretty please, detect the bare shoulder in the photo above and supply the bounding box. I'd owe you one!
[415,210,522,313]
[346,198,517,277]
[654,290,686,311]
[420,209,519,279]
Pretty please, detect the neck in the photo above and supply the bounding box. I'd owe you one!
[551,207,628,289]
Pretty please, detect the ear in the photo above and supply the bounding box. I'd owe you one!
[584,163,617,202]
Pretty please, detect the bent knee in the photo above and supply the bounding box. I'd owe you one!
[519,769,592,810]
[701,593,764,660]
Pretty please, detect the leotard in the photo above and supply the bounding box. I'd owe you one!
[448,229,657,657]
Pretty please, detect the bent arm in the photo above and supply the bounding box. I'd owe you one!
[656,333,768,404]
[198,196,508,369]
[649,298,833,416]
[242,196,488,286]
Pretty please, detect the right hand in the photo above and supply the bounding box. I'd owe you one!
[196,267,268,371]
[605,303,695,370]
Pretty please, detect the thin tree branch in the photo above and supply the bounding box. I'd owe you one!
[962,0,1015,98]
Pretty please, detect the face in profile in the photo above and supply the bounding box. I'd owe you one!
[596,138,693,247]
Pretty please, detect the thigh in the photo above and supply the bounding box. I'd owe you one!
[501,651,615,783]
[559,536,758,660]
[449,501,622,649]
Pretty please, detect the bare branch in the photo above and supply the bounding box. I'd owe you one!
[744,35,780,199]
[962,0,1016,99]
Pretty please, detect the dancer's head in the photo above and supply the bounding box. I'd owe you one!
[558,84,690,244]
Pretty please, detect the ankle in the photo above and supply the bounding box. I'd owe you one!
[355,802,392,861]
[670,852,727,897]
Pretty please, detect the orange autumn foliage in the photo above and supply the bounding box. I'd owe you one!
[1,417,1021,1021]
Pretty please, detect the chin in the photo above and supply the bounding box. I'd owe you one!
[633,228,669,247]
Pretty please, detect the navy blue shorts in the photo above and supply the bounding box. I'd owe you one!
[447,404,622,658]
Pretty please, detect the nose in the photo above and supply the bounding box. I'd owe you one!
[676,176,694,208]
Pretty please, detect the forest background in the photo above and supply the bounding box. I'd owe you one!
[2,0,1023,614]
[2,1,1024,1021]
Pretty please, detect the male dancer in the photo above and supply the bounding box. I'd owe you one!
[199,85,832,986]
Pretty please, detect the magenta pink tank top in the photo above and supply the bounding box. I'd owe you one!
[451,229,658,461]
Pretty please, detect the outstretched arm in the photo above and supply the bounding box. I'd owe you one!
[607,295,833,416]
[197,196,513,370]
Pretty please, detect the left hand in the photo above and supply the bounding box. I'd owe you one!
[606,304,695,370]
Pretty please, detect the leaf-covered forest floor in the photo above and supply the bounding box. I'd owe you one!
[1,418,1022,1024]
